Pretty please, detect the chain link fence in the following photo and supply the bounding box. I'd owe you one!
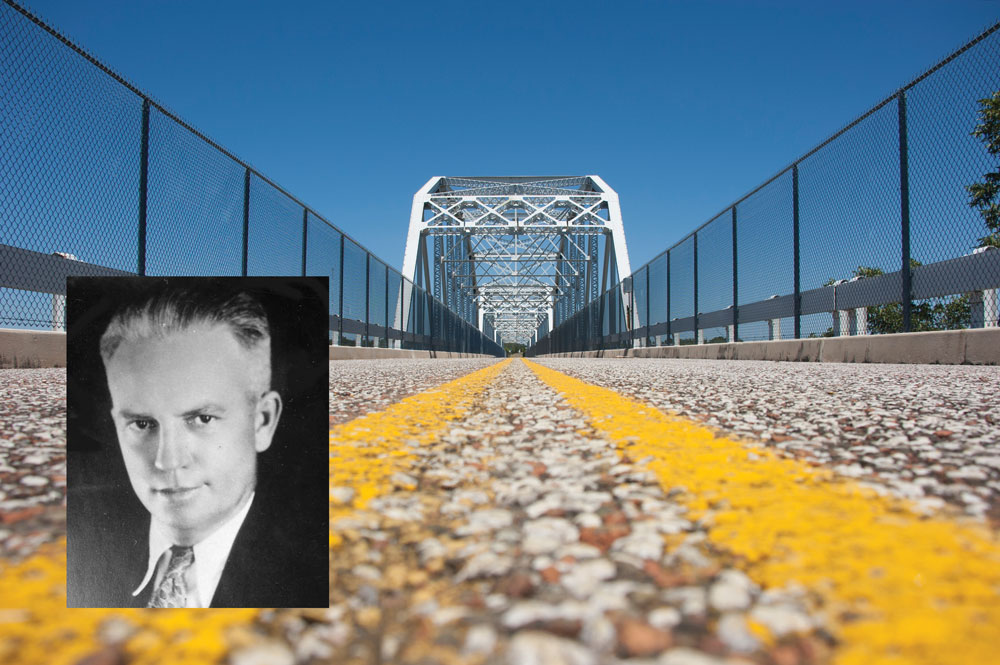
[0,0,501,356]
[531,22,1000,356]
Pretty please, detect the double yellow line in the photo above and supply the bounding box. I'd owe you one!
[329,359,510,545]
[525,359,1000,665]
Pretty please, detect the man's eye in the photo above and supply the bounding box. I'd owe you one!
[130,419,156,431]
[191,415,216,426]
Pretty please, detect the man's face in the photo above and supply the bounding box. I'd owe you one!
[105,324,275,545]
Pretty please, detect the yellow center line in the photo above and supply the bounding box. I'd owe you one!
[0,538,257,665]
[329,358,510,546]
[525,359,1000,665]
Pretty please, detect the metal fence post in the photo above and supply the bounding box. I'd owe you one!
[628,280,634,348]
[693,231,699,344]
[242,168,250,277]
[793,164,801,338]
[401,281,408,349]
[412,286,418,349]
[666,249,671,345]
[137,98,150,276]
[338,233,344,343]
[627,284,632,347]
[732,206,738,342]
[597,291,605,352]
[364,252,370,346]
[384,263,389,348]
[300,208,308,277]
[645,266,650,347]
[398,277,408,349]
[898,90,912,332]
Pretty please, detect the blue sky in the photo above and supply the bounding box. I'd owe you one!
[15,0,1000,273]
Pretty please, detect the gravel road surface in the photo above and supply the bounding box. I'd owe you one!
[2,357,998,665]
[0,368,66,561]
[330,359,499,424]
[539,358,1000,522]
[326,359,828,665]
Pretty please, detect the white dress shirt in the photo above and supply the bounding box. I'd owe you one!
[132,491,255,608]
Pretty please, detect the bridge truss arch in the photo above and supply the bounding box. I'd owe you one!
[401,176,633,346]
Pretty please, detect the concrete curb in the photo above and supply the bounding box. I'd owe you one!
[330,347,499,360]
[0,330,498,368]
[533,328,1000,365]
[0,329,66,368]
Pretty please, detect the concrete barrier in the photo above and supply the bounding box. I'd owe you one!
[4,327,994,367]
[535,328,1000,365]
[0,330,498,368]
[0,329,66,368]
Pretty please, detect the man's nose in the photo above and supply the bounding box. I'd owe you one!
[154,424,193,471]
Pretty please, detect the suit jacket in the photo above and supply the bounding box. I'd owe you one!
[67,483,328,608]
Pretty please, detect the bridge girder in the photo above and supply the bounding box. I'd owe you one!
[402,176,633,346]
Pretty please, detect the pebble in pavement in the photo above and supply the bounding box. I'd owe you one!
[539,358,1000,522]
[0,368,67,561]
[330,359,498,425]
[316,359,830,665]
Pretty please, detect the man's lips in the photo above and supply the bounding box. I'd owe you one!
[153,485,202,496]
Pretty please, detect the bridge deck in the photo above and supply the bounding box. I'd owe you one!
[1,358,998,664]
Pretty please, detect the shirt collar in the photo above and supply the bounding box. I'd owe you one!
[133,491,256,607]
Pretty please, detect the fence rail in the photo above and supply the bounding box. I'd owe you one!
[0,0,501,356]
[531,21,1000,356]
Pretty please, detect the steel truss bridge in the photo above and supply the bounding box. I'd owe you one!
[402,176,632,346]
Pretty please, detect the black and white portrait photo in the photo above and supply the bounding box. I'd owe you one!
[66,276,329,608]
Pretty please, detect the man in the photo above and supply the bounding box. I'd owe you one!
[67,281,327,608]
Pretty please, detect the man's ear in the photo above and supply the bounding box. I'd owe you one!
[254,390,282,453]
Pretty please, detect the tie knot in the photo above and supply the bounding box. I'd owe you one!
[167,545,194,570]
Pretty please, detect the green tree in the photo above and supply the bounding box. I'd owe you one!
[503,342,526,356]
[968,90,1000,248]
[823,263,970,335]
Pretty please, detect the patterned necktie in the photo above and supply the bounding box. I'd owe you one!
[147,545,195,608]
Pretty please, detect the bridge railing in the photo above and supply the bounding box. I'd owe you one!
[530,22,1000,356]
[0,0,501,356]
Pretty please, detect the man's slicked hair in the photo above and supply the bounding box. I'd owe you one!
[99,284,272,397]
